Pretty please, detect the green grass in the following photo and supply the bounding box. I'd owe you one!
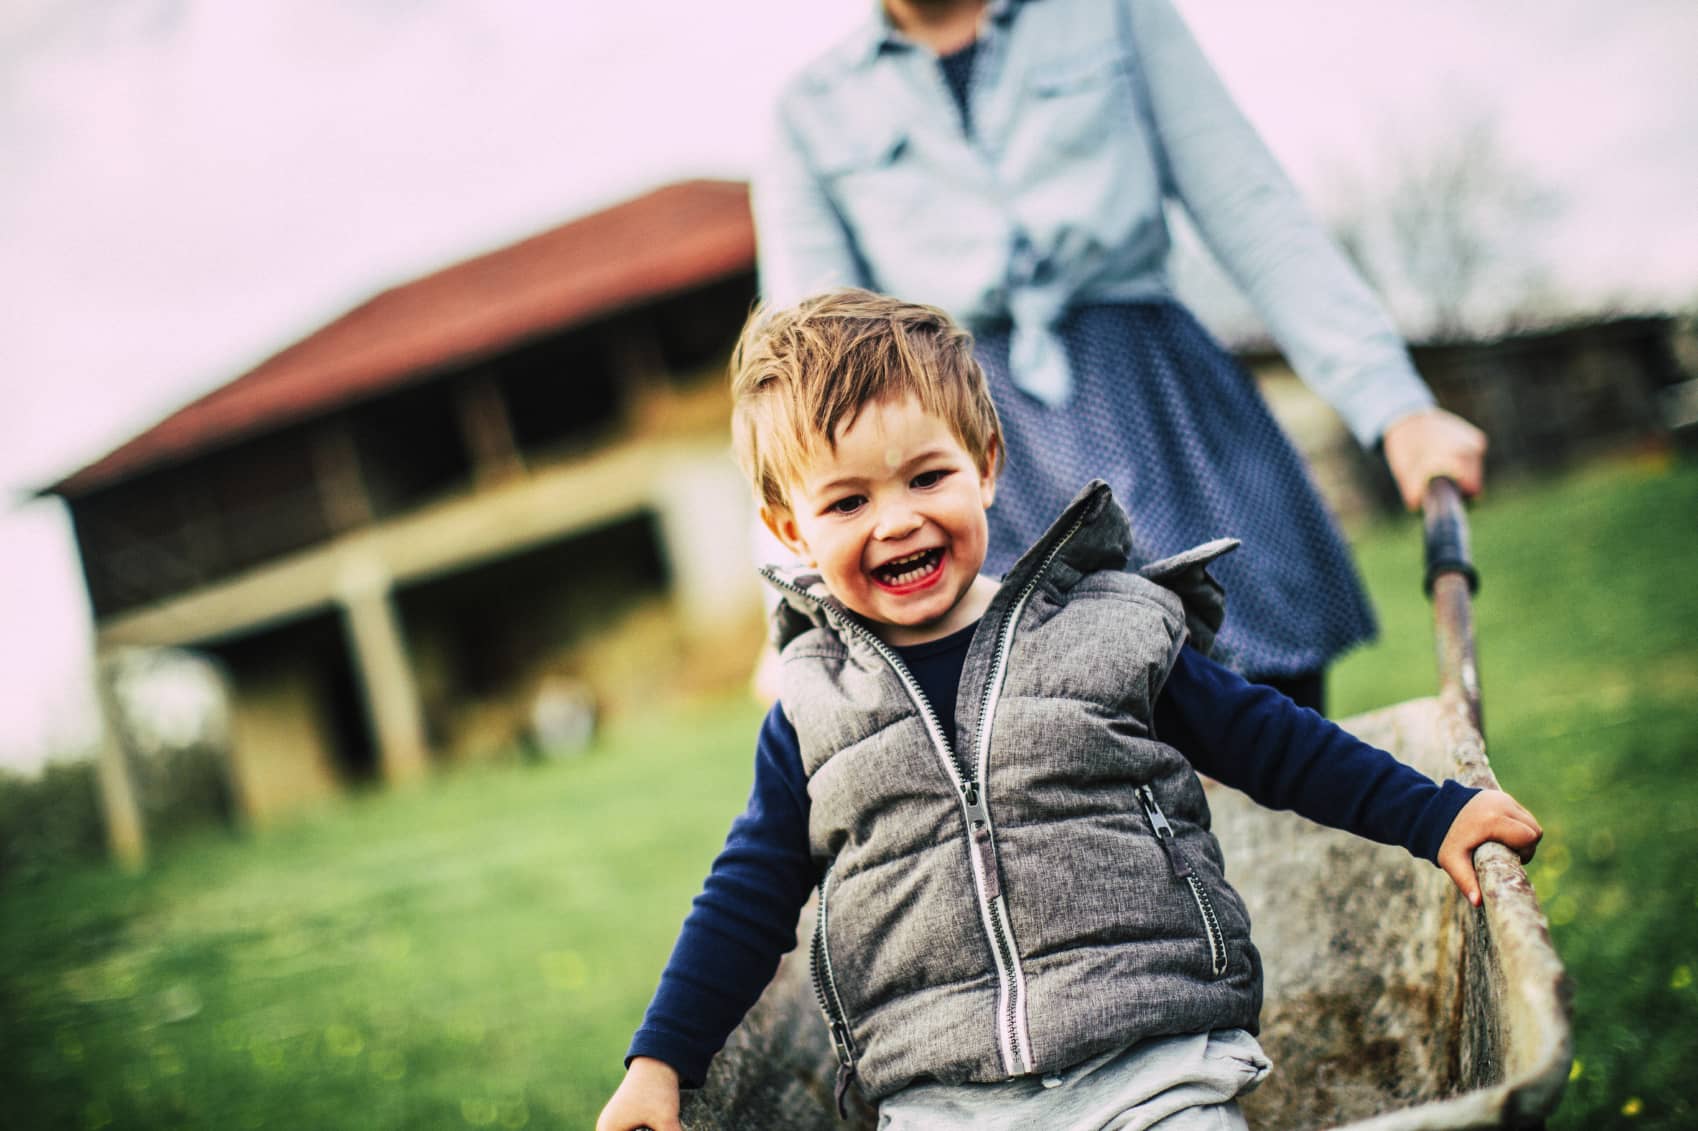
[0,700,767,1130]
[3,454,1695,1130]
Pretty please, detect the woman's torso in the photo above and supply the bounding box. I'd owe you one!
[776,0,1176,327]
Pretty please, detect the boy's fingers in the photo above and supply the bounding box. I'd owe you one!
[1463,858,1482,906]
[1495,793,1540,830]
[1442,852,1482,907]
[1507,817,1542,862]
[1481,793,1543,850]
[1439,790,1543,906]
[1489,813,1542,862]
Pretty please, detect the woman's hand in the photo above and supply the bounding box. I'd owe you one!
[596,1057,683,1131]
[1381,408,1488,511]
[1436,789,1543,908]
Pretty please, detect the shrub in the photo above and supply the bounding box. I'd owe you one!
[0,759,106,885]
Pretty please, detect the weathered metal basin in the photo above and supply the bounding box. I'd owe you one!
[681,482,1571,1129]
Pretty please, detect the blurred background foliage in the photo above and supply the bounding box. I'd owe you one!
[0,738,233,888]
[2,452,1695,1129]
[0,760,106,884]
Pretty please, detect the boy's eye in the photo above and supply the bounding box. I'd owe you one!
[911,469,949,489]
[826,495,866,516]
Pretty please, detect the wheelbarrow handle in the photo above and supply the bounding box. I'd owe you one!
[1421,476,1484,734]
[1421,476,1479,597]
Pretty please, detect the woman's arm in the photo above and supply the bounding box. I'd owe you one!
[1125,0,1435,450]
[752,97,869,307]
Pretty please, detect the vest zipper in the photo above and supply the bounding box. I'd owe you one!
[968,506,1092,1074]
[808,865,859,1117]
[1138,785,1228,978]
[761,501,1087,1081]
[763,571,1012,1070]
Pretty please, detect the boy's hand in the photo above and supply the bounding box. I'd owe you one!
[1437,789,1542,907]
[596,1057,683,1131]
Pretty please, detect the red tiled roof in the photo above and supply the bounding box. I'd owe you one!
[49,179,755,498]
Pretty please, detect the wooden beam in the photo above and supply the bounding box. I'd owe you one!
[456,369,524,485]
[311,417,374,533]
[94,440,693,649]
[336,555,430,785]
[93,651,147,870]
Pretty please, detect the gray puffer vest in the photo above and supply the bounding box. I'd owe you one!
[764,481,1263,1103]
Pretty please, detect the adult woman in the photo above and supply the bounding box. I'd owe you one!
[752,0,1484,710]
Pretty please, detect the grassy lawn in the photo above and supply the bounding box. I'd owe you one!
[3,453,1695,1129]
[0,702,768,1130]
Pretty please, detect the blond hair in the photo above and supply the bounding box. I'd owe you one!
[730,288,1003,510]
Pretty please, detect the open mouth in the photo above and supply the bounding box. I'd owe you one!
[871,547,945,591]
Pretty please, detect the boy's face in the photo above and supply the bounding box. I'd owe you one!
[764,394,998,647]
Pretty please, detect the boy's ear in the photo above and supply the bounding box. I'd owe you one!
[761,504,814,565]
[979,437,1000,509]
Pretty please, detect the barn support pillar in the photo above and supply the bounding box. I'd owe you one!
[653,455,762,642]
[92,648,147,870]
[336,555,430,784]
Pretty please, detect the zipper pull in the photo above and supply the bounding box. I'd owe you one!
[961,780,991,826]
[832,1048,858,1119]
[960,782,1002,898]
[1138,785,1173,837]
[829,1016,858,1117]
[1139,786,1191,878]
[829,1019,855,1064]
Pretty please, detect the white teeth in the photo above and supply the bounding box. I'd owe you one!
[876,548,940,586]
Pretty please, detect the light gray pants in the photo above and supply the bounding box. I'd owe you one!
[877,1029,1271,1131]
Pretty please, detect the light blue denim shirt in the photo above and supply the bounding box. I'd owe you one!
[752,0,1435,445]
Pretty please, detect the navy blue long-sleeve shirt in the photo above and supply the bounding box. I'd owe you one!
[627,633,1476,1085]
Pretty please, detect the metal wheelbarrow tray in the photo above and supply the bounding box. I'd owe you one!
[683,480,1573,1130]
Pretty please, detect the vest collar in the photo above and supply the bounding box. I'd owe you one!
[762,479,1131,650]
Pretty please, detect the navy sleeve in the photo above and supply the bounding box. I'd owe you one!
[625,703,816,1086]
[1153,647,1477,864]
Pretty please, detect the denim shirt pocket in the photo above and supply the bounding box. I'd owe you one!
[1027,45,1131,98]
[811,122,933,286]
[813,123,909,179]
[1022,47,1138,161]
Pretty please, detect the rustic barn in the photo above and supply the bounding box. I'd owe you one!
[47,180,764,855]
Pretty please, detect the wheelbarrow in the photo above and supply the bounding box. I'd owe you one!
[680,478,1573,1130]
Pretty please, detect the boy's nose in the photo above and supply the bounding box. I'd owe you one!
[873,502,923,541]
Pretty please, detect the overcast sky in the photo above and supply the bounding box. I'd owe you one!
[3,0,1695,769]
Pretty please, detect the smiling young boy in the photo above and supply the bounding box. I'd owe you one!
[596,289,1541,1131]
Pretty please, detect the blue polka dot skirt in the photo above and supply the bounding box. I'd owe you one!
[975,300,1377,677]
